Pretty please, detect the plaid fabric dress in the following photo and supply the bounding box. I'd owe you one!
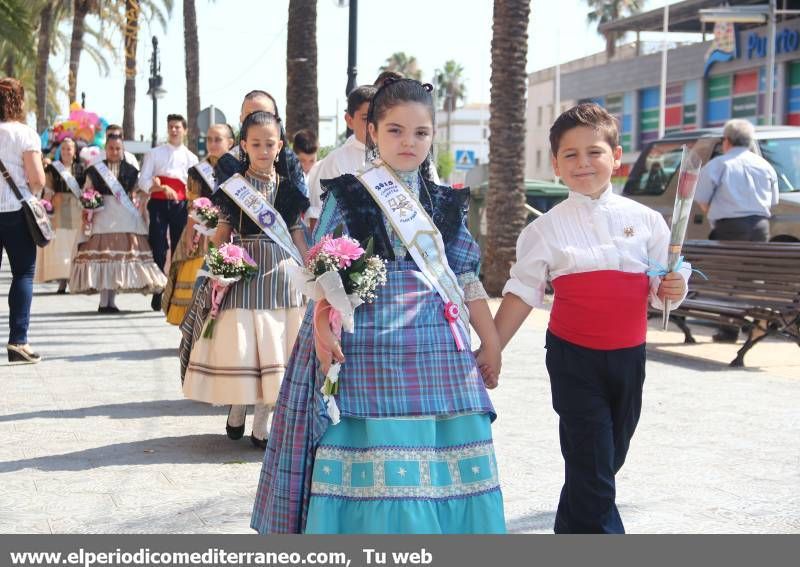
[250,170,505,534]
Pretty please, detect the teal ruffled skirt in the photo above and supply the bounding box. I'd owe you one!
[304,413,506,534]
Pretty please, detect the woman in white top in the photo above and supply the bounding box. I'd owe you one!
[0,78,46,364]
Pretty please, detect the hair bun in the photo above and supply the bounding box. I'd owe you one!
[422,83,434,92]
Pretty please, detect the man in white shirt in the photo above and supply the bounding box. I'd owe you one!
[138,114,198,310]
[306,85,376,228]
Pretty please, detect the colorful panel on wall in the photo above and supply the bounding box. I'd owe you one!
[663,80,700,134]
[639,87,660,146]
[787,61,800,126]
[706,68,772,126]
[580,93,634,152]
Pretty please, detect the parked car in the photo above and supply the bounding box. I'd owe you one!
[623,126,800,241]
[468,179,569,249]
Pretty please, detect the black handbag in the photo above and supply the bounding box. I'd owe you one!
[0,158,54,247]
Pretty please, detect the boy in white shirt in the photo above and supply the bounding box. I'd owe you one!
[493,103,690,534]
[306,85,376,229]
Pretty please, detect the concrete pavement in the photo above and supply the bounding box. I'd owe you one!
[1,266,798,533]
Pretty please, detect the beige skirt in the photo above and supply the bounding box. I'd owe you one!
[182,306,304,405]
[35,193,82,283]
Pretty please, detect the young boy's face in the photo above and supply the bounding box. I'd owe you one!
[296,151,317,174]
[345,102,370,144]
[551,126,622,199]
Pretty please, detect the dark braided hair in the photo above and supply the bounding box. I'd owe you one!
[240,90,296,176]
[366,78,437,183]
[237,111,282,171]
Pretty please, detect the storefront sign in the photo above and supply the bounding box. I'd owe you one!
[746,28,800,59]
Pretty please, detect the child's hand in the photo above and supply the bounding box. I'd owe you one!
[313,299,345,376]
[476,344,501,389]
[657,271,685,301]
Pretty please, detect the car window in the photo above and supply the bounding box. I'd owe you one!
[757,138,800,192]
[625,140,697,196]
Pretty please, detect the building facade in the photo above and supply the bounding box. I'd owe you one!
[435,103,490,184]
[526,17,800,181]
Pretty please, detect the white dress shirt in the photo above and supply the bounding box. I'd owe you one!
[306,135,367,219]
[0,121,41,212]
[137,143,198,192]
[503,185,691,310]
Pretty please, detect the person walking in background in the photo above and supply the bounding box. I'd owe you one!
[292,129,318,180]
[180,111,308,449]
[0,78,46,364]
[695,118,779,343]
[69,134,165,312]
[162,123,235,325]
[305,85,376,230]
[36,137,85,293]
[138,114,198,312]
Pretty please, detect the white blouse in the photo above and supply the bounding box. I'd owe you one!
[0,121,41,212]
[503,185,691,309]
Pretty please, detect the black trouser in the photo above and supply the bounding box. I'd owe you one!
[545,331,646,534]
[709,215,770,242]
[709,215,769,337]
[147,199,188,275]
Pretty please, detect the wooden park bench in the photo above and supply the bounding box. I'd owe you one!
[657,240,800,368]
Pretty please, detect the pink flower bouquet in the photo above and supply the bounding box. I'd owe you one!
[79,189,104,235]
[188,197,220,253]
[40,199,54,215]
[200,242,258,339]
[287,228,387,424]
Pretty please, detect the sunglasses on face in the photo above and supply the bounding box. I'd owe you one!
[106,133,123,140]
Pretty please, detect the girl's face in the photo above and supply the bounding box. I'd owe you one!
[241,122,283,171]
[60,140,76,164]
[105,139,124,162]
[206,125,233,159]
[368,102,433,172]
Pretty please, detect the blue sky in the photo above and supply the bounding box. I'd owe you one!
[50,0,677,146]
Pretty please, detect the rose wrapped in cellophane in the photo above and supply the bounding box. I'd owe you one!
[79,189,104,235]
[188,197,220,253]
[661,145,702,328]
[199,242,258,339]
[286,227,387,424]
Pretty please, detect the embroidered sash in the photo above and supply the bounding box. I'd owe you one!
[219,173,303,265]
[91,162,141,221]
[51,161,82,199]
[357,163,469,334]
[190,161,216,195]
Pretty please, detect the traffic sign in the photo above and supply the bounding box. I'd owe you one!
[196,105,227,133]
[455,149,476,170]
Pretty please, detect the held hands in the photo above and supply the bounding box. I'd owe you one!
[657,271,686,302]
[475,342,501,389]
[151,177,179,201]
[313,299,345,376]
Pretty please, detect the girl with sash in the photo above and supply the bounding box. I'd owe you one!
[35,138,85,292]
[180,111,309,449]
[69,135,166,311]
[163,124,235,325]
[251,79,505,534]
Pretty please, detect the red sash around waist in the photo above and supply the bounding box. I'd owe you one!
[548,270,650,350]
[150,176,186,201]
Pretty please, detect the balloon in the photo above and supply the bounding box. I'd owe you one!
[77,126,94,143]
[69,102,81,112]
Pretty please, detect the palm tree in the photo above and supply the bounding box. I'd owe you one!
[482,0,531,296]
[434,60,466,159]
[120,0,173,140]
[285,0,318,140]
[586,0,641,59]
[183,0,199,151]
[67,0,97,103]
[0,0,34,78]
[379,52,422,81]
[35,2,72,132]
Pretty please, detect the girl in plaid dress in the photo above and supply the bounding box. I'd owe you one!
[251,79,505,534]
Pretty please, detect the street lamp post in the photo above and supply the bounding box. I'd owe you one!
[146,36,167,148]
[346,0,358,97]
